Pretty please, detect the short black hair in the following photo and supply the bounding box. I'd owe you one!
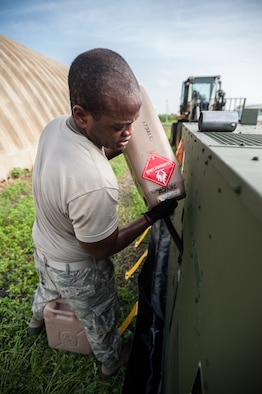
[68,48,140,120]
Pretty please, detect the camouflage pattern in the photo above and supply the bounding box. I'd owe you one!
[32,248,122,365]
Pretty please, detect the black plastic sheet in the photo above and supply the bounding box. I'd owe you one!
[122,219,171,394]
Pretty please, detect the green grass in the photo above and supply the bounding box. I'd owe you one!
[0,160,148,394]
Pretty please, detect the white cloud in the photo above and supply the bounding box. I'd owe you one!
[1,0,261,113]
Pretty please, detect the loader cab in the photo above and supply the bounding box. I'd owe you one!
[180,75,221,120]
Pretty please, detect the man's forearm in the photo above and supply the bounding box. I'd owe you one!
[110,216,151,255]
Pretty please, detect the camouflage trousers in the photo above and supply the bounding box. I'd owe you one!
[32,248,121,366]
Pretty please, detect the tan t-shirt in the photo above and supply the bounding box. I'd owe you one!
[32,115,119,263]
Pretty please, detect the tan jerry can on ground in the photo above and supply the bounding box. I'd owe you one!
[44,298,92,355]
[124,86,185,210]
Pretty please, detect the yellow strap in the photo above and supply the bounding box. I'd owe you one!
[134,227,151,248]
[125,249,148,280]
[118,301,138,335]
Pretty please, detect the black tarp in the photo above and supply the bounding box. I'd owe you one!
[122,219,171,394]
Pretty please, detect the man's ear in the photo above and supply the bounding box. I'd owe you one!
[72,105,90,129]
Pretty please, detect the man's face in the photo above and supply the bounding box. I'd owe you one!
[86,95,141,151]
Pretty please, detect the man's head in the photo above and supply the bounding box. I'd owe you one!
[68,48,141,120]
[68,48,142,150]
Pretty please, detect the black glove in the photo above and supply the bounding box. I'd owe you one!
[144,198,178,224]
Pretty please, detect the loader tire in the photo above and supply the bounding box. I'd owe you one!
[170,123,178,146]
[170,122,182,148]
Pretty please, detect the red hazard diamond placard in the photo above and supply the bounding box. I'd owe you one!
[142,153,176,187]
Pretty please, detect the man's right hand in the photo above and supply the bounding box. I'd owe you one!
[144,199,178,224]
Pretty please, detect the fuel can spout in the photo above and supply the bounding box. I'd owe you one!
[164,216,183,255]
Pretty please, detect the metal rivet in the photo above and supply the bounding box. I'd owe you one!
[233,185,241,194]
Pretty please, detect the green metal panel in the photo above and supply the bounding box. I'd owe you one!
[163,123,262,394]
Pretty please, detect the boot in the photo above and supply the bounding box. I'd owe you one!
[100,346,130,380]
[27,316,45,336]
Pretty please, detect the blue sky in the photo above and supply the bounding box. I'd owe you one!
[1,0,261,114]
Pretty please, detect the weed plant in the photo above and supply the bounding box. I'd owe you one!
[0,160,148,394]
